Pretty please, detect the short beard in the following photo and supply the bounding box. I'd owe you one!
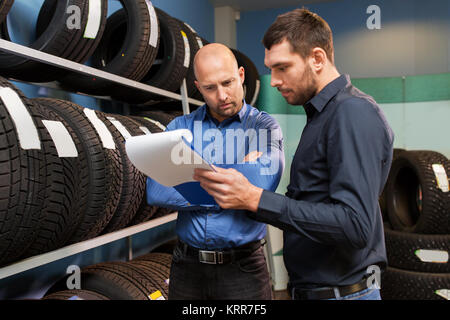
[291,65,318,106]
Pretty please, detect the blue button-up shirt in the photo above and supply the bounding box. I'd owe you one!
[253,75,394,288]
[146,102,284,249]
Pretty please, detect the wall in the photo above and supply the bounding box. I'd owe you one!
[237,0,450,78]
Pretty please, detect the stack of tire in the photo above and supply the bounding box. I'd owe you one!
[0,0,261,107]
[0,75,177,267]
[379,149,450,300]
[42,252,172,300]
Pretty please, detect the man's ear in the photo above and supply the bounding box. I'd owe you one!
[194,80,200,91]
[310,47,327,72]
[238,66,245,84]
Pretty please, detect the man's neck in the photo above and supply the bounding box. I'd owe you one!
[207,102,244,123]
[315,67,341,95]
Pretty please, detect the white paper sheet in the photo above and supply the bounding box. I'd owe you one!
[125,129,214,186]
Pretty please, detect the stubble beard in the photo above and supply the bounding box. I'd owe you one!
[289,66,318,106]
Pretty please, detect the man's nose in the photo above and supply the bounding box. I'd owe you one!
[270,74,282,88]
[217,86,228,102]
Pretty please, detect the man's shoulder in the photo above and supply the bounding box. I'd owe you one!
[332,84,381,116]
[167,105,206,129]
[332,85,393,138]
[245,103,281,130]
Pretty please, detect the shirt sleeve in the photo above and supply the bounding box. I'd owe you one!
[244,115,285,192]
[249,98,393,249]
[222,113,285,192]
[145,116,220,211]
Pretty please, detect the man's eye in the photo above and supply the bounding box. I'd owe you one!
[223,79,234,86]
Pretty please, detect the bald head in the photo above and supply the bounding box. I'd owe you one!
[193,43,239,81]
[193,43,245,123]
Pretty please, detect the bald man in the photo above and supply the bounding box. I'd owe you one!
[145,43,285,300]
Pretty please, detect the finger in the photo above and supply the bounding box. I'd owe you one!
[199,180,228,195]
[194,169,230,184]
[243,150,263,162]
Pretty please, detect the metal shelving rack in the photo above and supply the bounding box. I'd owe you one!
[0,213,178,280]
[0,38,201,280]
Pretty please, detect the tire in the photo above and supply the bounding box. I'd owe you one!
[131,110,177,128]
[385,150,450,234]
[42,289,110,300]
[59,0,160,97]
[0,0,108,82]
[100,113,146,234]
[231,49,261,107]
[21,100,87,258]
[173,18,203,97]
[191,37,209,102]
[122,115,167,227]
[153,207,175,219]
[127,115,165,134]
[381,267,450,300]
[385,227,450,273]
[134,252,173,269]
[46,261,161,300]
[33,98,123,243]
[0,77,46,266]
[127,199,157,227]
[119,8,190,104]
[0,0,13,25]
[128,260,170,299]
[379,148,406,220]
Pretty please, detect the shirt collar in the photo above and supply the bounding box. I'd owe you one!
[202,100,248,123]
[306,74,350,113]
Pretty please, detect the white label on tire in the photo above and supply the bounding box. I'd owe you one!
[196,36,204,49]
[432,164,449,192]
[181,30,190,68]
[144,117,166,131]
[250,79,261,106]
[183,22,197,34]
[435,289,450,300]
[84,0,102,39]
[146,0,158,48]
[0,87,41,150]
[140,126,151,135]
[42,120,78,157]
[107,117,132,140]
[83,109,115,149]
[415,249,449,263]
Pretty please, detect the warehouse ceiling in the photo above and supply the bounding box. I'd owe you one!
[209,0,335,11]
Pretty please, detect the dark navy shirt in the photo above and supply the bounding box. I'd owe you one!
[146,102,284,250]
[250,75,394,288]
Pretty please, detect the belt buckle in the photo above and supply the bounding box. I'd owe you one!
[199,250,222,264]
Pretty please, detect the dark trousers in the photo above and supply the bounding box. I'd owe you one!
[168,242,273,300]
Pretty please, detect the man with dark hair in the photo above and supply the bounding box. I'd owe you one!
[194,9,394,300]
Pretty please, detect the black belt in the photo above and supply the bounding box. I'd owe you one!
[178,240,263,265]
[290,278,369,300]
